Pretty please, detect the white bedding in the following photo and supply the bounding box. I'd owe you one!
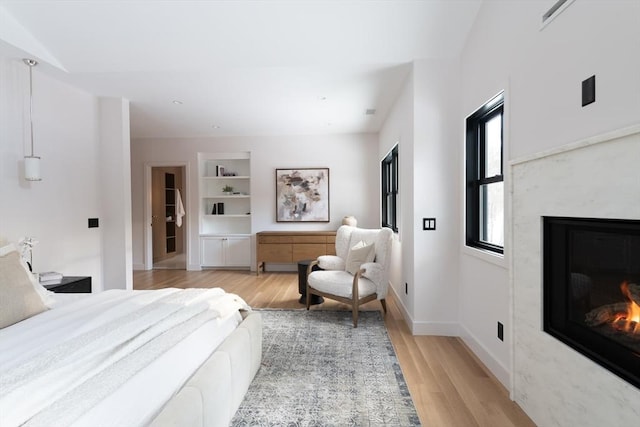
[0,288,250,427]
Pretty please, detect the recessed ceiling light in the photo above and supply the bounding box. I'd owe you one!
[212,125,221,129]
[172,100,183,105]
[319,96,327,101]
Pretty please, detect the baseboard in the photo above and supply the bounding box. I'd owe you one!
[133,263,146,271]
[187,264,202,271]
[388,286,459,336]
[388,285,414,328]
[458,323,510,390]
[387,285,510,390]
[411,320,460,336]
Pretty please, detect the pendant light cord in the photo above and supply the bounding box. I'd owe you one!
[23,58,37,157]
[28,62,34,157]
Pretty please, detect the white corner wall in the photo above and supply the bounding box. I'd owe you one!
[130,133,379,271]
[99,97,133,291]
[379,70,413,320]
[411,59,461,336]
[379,60,462,336]
[458,0,640,418]
[0,57,103,290]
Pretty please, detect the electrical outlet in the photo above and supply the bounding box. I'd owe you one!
[497,322,504,341]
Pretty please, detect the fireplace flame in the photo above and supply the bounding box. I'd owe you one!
[614,281,640,333]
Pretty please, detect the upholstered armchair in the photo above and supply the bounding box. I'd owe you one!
[306,226,394,327]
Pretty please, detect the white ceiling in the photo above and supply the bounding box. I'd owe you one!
[0,0,482,139]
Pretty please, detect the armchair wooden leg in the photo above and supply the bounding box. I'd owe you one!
[352,308,358,328]
[380,299,387,314]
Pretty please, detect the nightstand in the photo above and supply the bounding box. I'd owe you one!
[43,276,92,293]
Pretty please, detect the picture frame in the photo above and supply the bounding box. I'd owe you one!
[275,168,330,222]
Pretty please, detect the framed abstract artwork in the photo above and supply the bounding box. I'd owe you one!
[275,168,330,222]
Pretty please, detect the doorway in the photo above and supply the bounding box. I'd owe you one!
[150,166,187,269]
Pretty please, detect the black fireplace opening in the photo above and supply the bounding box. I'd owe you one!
[543,217,640,389]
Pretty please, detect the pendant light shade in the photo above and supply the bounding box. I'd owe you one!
[23,58,41,181]
[24,156,41,181]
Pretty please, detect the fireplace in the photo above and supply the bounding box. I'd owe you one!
[543,217,640,388]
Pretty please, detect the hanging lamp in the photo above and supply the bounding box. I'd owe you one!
[23,58,41,181]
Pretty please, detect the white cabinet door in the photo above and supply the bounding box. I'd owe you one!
[201,237,225,267]
[201,236,250,267]
[225,236,250,267]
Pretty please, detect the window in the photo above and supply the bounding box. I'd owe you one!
[466,93,504,254]
[381,144,398,232]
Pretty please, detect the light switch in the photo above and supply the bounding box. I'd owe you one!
[582,75,595,107]
[423,218,436,230]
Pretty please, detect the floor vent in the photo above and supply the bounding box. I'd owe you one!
[541,0,575,29]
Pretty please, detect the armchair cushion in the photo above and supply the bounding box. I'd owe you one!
[308,270,377,299]
[345,241,375,275]
[317,255,345,271]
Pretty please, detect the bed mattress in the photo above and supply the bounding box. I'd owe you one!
[0,288,249,427]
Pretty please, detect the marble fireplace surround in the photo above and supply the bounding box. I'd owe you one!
[510,125,640,426]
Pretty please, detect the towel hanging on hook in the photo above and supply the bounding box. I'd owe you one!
[175,189,185,227]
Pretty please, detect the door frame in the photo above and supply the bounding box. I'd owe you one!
[143,161,191,270]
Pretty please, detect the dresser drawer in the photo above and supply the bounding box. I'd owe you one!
[292,244,327,261]
[258,235,293,244]
[292,236,327,244]
[259,244,293,262]
[256,231,337,274]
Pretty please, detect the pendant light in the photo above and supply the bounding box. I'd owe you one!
[23,58,41,181]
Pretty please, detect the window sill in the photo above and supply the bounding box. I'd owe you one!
[462,244,507,269]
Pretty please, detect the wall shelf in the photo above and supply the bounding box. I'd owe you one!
[165,172,176,254]
[198,152,251,268]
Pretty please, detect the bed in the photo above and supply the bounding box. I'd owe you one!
[0,243,262,427]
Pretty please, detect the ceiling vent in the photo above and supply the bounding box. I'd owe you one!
[365,109,376,116]
[541,0,576,29]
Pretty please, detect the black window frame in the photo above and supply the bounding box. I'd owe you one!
[465,93,504,254]
[381,144,398,232]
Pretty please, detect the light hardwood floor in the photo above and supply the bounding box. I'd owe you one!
[133,269,536,427]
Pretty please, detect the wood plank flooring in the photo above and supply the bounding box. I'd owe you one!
[133,269,536,427]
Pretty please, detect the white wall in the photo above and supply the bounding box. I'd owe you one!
[411,59,461,336]
[99,97,133,290]
[0,57,134,292]
[458,1,518,389]
[0,57,103,289]
[458,0,640,417]
[378,59,462,336]
[379,70,413,318]
[130,134,380,271]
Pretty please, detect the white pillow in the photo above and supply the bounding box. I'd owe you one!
[0,250,48,328]
[0,243,56,307]
[345,241,375,275]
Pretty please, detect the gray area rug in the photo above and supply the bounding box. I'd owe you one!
[231,309,421,426]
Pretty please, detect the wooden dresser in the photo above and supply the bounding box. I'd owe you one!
[256,231,336,274]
